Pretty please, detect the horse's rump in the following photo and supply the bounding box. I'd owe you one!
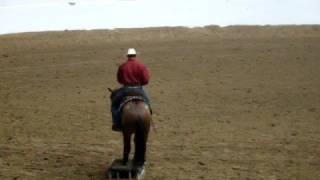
[121,100,151,133]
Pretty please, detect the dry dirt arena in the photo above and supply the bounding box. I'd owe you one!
[0,26,320,180]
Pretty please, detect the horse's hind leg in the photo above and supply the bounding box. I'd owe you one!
[123,132,131,165]
[133,126,148,166]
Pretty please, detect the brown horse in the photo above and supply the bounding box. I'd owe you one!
[109,88,151,166]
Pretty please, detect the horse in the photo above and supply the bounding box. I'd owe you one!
[108,88,151,167]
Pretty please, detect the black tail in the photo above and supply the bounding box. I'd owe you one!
[134,115,147,165]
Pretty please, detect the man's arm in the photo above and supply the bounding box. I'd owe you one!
[117,66,124,85]
[140,65,150,86]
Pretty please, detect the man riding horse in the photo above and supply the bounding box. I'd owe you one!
[111,48,152,131]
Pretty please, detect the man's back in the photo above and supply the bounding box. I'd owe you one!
[117,58,150,86]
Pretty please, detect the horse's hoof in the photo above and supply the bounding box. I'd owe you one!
[135,165,145,175]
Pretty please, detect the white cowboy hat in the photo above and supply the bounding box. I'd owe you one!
[127,48,136,55]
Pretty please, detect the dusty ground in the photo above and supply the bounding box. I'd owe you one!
[0,26,320,180]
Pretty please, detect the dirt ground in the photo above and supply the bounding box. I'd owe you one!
[0,26,320,180]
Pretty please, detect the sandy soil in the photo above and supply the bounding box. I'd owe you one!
[0,26,320,180]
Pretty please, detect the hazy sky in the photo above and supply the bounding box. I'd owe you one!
[0,0,319,34]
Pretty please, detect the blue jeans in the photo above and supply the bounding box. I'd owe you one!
[111,86,151,128]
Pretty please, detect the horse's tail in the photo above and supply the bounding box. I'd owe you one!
[134,114,147,164]
[136,114,145,133]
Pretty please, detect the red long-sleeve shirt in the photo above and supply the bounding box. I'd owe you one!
[117,58,150,86]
